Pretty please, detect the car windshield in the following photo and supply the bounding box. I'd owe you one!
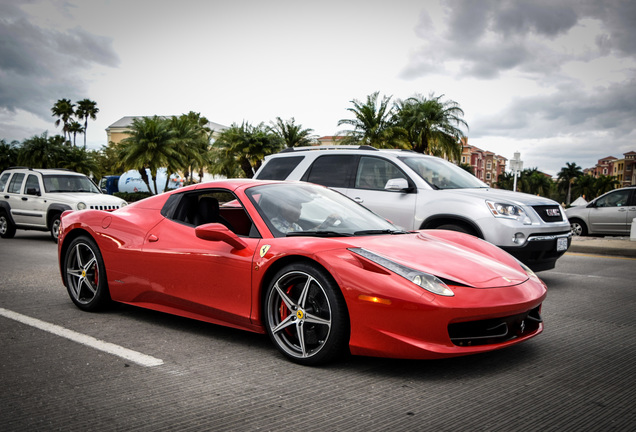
[43,174,100,193]
[246,183,403,237]
[399,156,487,189]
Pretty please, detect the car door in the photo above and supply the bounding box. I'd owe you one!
[347,156,417,230]
[5,173,28,225]
[16,174,48,228]
[140,191,258,328]
[588,189,633,234]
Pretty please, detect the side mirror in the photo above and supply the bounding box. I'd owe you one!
[384,178,410,192]
[26,187,40,196]
[195,223,247,250]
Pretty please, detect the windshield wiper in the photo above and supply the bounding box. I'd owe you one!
[286,231,353,237]
[353,229,408,236]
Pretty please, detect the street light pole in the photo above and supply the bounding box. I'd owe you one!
[510,151,523,192]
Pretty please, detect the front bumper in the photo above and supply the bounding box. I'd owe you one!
[501,232,572,272]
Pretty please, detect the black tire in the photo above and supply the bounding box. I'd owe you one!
[0,211,17,239]
[570,219,588,236]
[50,214,61,242]
[263,262,349,365]
[63,236,111,311]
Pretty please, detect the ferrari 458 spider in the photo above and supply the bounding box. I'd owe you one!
[58,180,547,365]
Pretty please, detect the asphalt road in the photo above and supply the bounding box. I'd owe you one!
[1,231,635,431]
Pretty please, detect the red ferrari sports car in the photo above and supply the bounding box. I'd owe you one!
[58,180,547,365]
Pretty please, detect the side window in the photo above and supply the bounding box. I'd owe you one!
[596,190,630,208]
[256,156,304,180]
[304,155,356,188]
[8,173,25,194]
[0,172,10,192]
[355,156,408,190]
[25,175,41,195]
[167,190,259,238]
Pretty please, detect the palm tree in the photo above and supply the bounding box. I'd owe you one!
[18,132,65,168]
[270,117,315,148]
[169,113,211,186]
[572,174,595,202]
[393,93,468,161]
[119,116,176,194]
[211,122,283,178]
[496,171,515,190]
[75,99,99,149]
[0,139,20,171]
[51,99,76,144]
[59,146,99,176]
[557,162,583,205]
[338,92,404,148]
[594,175,620,197]
[524,168,553,196]
[67,120,84,147]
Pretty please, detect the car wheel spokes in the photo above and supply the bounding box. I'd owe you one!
[66,243,99,304]
[268,271,332,359]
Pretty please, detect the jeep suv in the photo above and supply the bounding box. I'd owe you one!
[0,167,127,241]
[254,146,571,271]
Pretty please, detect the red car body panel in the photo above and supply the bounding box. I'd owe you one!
[58,179,547,360]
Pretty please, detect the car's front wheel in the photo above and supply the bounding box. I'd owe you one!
[264,262,349,365]
[64,236,111,311]
[570,219,588,236]
[50,214,61,241]
[0,211,16,239]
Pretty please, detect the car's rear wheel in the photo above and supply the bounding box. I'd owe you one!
[0,211,16,239]
[264,262,349,365]
[570,219,587,236]
[64,236,111,311]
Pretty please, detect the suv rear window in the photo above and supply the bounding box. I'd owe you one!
[256,156,304,180]
[303,155,357,188]
[0,172,10,192]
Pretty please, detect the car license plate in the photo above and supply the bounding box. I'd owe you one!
[557,237,568,251]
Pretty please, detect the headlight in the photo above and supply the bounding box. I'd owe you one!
[516,259,538,279]
[486,201,532,224]
[349,248,454,296]
[77,202,87,210]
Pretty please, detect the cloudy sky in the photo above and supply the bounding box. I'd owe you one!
[2,0,635,175]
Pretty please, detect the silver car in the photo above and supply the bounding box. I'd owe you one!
[566,186,636,236]
[255,146,572,271]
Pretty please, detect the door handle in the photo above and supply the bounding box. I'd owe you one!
[148,234,159,242]
[22,197,28,201]
[353,197,364,203]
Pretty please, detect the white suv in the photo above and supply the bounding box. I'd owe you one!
[254,146,571,271]
[0,167,127,241]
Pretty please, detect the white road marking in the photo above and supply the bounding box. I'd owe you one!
[0,307,164,367]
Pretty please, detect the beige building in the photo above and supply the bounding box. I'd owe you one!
[106,116,228,145]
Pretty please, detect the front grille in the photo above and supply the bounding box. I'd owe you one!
[448,306,542,346]
[89,204,120,211]
[532,205,564,222]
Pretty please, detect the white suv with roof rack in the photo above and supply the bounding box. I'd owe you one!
[0,167,127,241]
[254,146,571,271]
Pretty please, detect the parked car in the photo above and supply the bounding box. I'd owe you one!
[58,180,547,365]
[566,186,636,236]
[0,167,127,240]
[254,146,571,271]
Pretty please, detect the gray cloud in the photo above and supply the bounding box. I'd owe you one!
[0,2,118,121]
[404,0,636,80]
[472,78,636,139]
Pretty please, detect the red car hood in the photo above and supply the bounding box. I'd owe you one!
[337,232,528,288]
